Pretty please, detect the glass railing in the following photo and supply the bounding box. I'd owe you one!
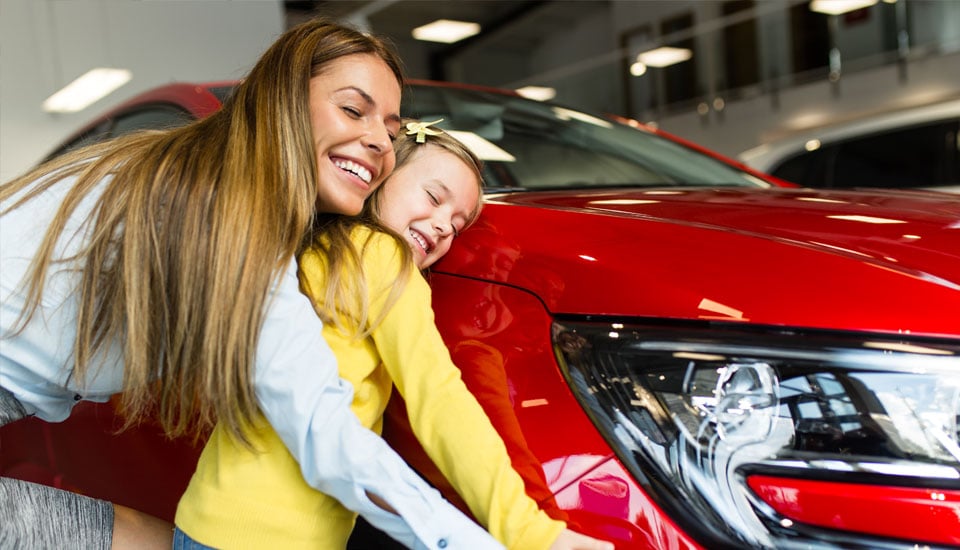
[616,0,960,121]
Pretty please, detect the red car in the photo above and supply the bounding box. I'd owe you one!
[3,81,960,549]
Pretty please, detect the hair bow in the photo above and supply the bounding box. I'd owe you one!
[405,118,445,143]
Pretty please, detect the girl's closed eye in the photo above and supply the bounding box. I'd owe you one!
[426,190,440,205]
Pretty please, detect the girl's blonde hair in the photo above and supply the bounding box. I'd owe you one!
[0,19,404,442]
[305,120,484,340]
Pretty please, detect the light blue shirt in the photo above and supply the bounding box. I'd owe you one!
[0,172,502,550]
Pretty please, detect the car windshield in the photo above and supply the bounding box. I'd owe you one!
[404,84,769,192]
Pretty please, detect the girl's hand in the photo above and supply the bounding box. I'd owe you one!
[548,528,615,550]
[111,504,173,550]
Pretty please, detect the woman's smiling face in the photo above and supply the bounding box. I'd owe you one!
[309,53,402,215]
[376,145,482,269]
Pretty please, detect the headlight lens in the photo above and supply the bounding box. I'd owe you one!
[553,320,960,548]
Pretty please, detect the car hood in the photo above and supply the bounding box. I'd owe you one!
[435,187,960,338]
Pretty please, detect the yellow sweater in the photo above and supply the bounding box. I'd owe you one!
[175,227,565,549]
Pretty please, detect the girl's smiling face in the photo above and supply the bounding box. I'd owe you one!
[376,145,482,269]
[308,53,402,215]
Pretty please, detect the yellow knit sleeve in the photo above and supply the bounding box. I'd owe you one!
[359,231,566,549]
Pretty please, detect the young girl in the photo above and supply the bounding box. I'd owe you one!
[0,20,497,550]
[174,122,613,550]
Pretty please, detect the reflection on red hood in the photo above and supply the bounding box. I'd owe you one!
[435,187,960,338]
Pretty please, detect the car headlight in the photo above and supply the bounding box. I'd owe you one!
[553,320,960,549]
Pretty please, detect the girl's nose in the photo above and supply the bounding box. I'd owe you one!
[434,220,452,237]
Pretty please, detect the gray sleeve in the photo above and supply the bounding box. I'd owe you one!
[0,477,113,550]
[0,385,27,426]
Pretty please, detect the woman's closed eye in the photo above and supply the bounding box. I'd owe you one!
[341,104,396,140]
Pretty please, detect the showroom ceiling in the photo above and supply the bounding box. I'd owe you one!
[286,0,606,57]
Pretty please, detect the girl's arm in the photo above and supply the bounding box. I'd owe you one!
[362,234,566,549]
[253,258,502,550]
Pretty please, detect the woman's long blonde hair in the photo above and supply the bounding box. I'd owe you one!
[0,19,404,442]
[305,121,484,339]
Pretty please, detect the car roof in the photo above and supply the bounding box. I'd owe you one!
[739,97,960,172]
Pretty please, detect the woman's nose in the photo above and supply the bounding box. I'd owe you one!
[363,125,393,154]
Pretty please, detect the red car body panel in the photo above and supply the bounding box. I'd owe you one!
[93,82,226,123]
[401,186,960,546]
[437,189,960,337]
[747,475,960,545]
[3,80,959,549]
[0,403,201,521]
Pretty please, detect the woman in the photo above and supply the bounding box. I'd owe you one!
[0,19,498,550]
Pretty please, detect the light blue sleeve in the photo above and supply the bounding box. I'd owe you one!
[253,259,503,550]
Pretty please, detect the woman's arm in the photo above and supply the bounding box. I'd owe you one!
[253,258,501,550]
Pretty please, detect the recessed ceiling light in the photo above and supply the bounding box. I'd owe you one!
[515,86,556,101]
[412,19,481,43]
[43,68,132,113]
[636,47,693,68]
[629,62,647,76]
[809,0,878,15]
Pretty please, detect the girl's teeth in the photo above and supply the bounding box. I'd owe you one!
[410,230,428,251]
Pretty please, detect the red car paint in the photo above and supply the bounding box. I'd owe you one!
[747,475,960,545]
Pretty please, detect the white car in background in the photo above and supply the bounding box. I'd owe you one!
[739,98,960,194]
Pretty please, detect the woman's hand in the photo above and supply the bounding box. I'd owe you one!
[548,528,615,550]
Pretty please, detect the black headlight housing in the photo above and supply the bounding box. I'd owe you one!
[553,318,960,549]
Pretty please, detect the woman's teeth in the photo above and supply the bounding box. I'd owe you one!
[334,159,372,183]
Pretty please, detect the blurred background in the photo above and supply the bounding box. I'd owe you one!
[2,0,959,183]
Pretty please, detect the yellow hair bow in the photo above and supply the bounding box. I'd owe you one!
[405,118,445,143]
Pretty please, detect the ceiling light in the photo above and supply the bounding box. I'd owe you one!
[809,0,878,15]
[636,47,692,68]
[515,86,556,101]
[412,19,481,43]
[43,68,132,113]
[629,62,647,76]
